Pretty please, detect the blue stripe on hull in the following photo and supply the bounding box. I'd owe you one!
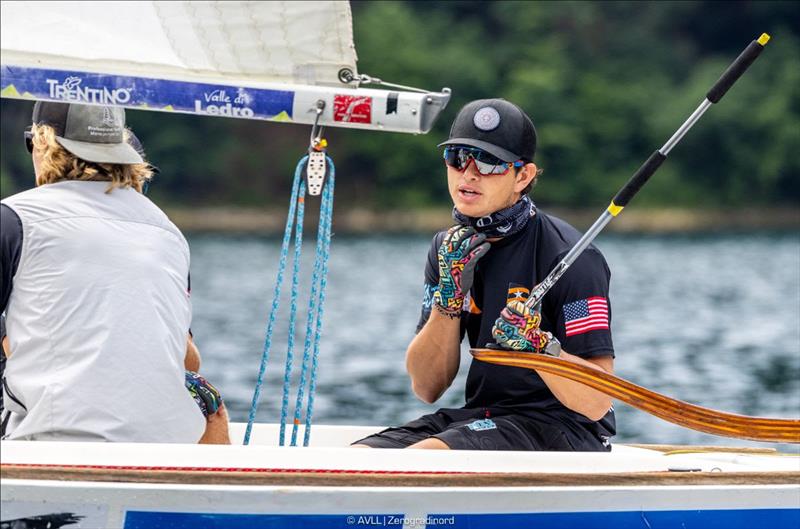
[124,509,800,529]
[437,509,800,529]
[124,513,404,529]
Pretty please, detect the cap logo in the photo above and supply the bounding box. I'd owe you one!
[473,107,500,131]
[101,107,116,126]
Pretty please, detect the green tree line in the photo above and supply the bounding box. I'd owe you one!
[2,1,798,210]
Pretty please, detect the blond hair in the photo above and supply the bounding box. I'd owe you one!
[31,123,152,193]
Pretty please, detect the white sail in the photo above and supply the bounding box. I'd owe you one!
[1,0,357,87]
[0,1,449,133]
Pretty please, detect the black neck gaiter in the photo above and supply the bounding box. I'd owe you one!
[453,195,535,238]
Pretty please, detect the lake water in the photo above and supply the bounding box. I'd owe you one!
[187,231,800,451]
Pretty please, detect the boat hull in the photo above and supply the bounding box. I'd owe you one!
[3,479,799,529]
[2,424,798,529]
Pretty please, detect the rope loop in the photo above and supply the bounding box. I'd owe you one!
[244,154,335,447]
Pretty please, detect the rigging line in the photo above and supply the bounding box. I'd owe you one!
[279,180,306,446]
[358,74,430,93]
[339,70,448,95]
[302,175,331,446]
[304,156,336,447]
[243,155,305,445]
[290,181,329,446]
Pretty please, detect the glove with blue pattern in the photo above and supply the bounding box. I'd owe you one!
[492,300,560,355]
[433,225,490,315]
[185,371,223,418]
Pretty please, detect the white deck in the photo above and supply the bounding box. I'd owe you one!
[2,423,798,475]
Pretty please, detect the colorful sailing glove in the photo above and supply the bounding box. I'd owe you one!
[185,371,223,418]
[492,300,560,355]
[433,225,490,315]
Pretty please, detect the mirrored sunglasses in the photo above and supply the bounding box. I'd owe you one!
[443,146,523,176]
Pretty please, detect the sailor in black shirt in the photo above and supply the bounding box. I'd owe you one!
[353,99,615,451]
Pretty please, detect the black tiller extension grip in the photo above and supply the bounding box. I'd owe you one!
[706,39,767,104]
[612,150,667,208]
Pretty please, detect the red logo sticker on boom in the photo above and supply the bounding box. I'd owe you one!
[333,95,372,124]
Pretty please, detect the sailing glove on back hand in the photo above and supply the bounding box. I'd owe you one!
[185,371,223,418]
[492,300,559,354]
[433,225,490,315]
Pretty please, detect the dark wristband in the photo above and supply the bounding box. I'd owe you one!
[434,303,461,320]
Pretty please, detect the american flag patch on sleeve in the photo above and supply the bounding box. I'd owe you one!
[563,297,609,337]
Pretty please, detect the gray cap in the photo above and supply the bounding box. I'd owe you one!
[31,101,143,165]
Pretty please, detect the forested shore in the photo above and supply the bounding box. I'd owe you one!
[2,2,798,213]
[166,205,799,234]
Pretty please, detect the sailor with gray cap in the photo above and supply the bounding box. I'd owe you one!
[29,101,144,164]
[353,98,617,452]
[0,101,227,443]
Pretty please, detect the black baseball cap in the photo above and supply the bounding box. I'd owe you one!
[31,101,143,165]
[438,98,537,162]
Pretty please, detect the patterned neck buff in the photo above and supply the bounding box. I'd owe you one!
[453,194,535,238]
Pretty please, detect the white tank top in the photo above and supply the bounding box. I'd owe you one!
[2,181,206,442]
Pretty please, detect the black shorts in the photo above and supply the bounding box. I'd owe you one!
[352,408,606,451]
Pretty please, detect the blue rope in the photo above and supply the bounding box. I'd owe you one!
[243,156,306,445]
[290,157,335,446]
[290,207,324,444]
[303,157,335,446]
[278,180,305,446]
[245,154,334,448]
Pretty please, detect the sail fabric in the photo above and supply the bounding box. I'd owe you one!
[1,1,450,133]
[0,1,358,87]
